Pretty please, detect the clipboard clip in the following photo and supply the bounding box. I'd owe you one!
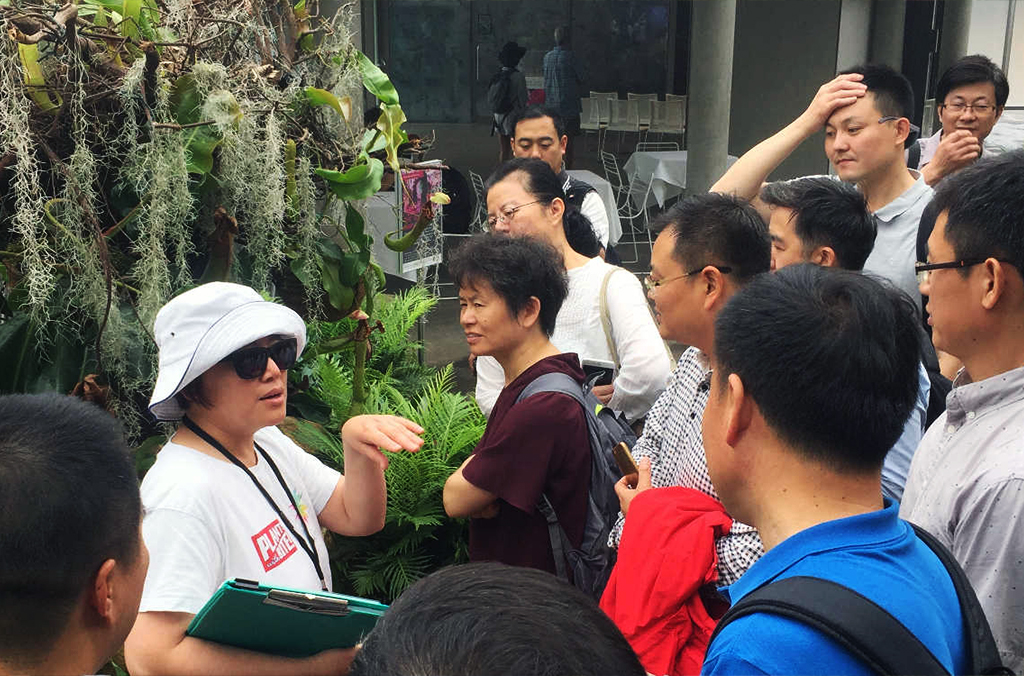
[263,589,351,616]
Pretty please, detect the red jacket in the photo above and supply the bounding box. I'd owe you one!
[600,487,735,676]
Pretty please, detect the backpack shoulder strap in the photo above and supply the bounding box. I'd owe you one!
[709,576,949,676]
[910,524,1011,675]
[515,371,589,585]
[908,139,922,169]
[599,268,622,370]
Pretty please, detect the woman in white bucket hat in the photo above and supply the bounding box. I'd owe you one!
[125,282,423,675]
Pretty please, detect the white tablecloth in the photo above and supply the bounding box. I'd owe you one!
[624,151,738,207]
[567,169,623,245]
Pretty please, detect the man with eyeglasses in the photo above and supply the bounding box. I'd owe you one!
[712,64,930,306]
[908,55,1008,187]
[901,150,1024,673]
[609,193,771,586]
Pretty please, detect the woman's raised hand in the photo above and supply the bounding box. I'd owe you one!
[341,415,424,472]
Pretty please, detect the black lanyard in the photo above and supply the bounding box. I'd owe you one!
[181,416,328,591]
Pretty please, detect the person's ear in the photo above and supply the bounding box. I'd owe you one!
[517,296,542,330]
[812,246,837,268]
[701,266,727,312]
[559,134,568,155]
[89,559,119,624]
[723,373,754,447]
[895,117,911,146]
[995,106,1005,123]
[980,258,1012,311]
[549,196,566,223]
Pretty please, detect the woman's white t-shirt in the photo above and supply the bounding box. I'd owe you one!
[139,425,341,614]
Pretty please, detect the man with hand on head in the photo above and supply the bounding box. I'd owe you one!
[712,64,930,305]
[0,394,148,676]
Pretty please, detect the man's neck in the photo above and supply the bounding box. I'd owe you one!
[858,160,917,213]
[960,320,1024,383]
[746,447,885,551]
[3,625,106,676]
[498,335,562,385]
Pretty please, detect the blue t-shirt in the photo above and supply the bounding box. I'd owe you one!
[702,501,968,675]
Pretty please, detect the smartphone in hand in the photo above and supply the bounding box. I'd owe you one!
[582,358,615,387]
[612,441,638,477]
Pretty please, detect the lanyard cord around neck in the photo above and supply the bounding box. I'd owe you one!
[181,416,328,591]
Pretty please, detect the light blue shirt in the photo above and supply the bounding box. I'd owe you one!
[882,360,930,501]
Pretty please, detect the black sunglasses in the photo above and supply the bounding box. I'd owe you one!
[222,338,298,379]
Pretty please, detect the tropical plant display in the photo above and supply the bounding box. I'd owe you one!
[284,287,485,602]
[0,0,427,436]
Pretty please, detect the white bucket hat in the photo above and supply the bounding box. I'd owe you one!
[148,282,307,421]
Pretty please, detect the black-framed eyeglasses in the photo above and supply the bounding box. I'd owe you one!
[643,266,733,291]
[878,116,921,135]
[487,200,544,228]
[222,338,298,379]
[940,102,995,115]
[915,258,1014,285]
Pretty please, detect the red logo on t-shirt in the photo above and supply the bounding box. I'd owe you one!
[251,519,297,571]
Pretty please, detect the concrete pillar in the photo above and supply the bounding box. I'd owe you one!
[686,0,737,195]
[869,0,906,68]
[938,0,973,76]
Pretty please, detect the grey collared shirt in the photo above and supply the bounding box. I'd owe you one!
[901,366,1024,673]
[863,172,933,305]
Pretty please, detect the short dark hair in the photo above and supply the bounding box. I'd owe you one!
[485,157,601,258]
[0,394,142,661]
[350,562,645,676]
[840,64,915,121]
[652,193,771,282]
[514,105,566,140]
[760,177,876,271]
[936,54,1009,108]
[449,233,568,337]
[714,265,921,472]
[931,149,1024,276]
[554,25,570,46]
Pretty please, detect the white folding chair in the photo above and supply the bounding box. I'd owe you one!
[600,150,628,207]
[580,97,606,152]
[627,93,657,138]
[665,93,687,104]
[606,99,640,153]
[636,141,680,152]
[649,100,686,146]
[468,170,488,232]
[590,91,618,100]
[615,171,655,265]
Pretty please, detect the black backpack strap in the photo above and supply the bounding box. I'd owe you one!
[910,524,1012,675]
[516,372,588,584]
[908,139,922,169]
[709,576,949,675]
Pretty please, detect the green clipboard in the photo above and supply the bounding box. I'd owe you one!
[185,578,388,656]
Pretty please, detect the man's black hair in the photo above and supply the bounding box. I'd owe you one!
[0,394,142,661]
[350,562,645,676]
[449,232,568,337]
[485,157,601,258]
[760,177,877,271]
[513,105,567,140]
[652,192,771,282]
[839,63,915,121]
[931,149,1024,275]
[936,54,1009,108]
[714,264,921,473]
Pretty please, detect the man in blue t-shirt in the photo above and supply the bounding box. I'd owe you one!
[700,265,969,675]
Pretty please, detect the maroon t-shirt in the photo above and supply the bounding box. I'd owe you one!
[463,353,591,575]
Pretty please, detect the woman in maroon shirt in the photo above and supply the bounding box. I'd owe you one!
[443,234,591,575]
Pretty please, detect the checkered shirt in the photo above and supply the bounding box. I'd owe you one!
[609,347,764,585]
[542,46,582,119]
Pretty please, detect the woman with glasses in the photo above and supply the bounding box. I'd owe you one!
[125,282,423,676]
[475,157,672,423]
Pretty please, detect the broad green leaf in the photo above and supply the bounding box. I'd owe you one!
[315,158,383,201]
[362,128,386,155]
[169,75,201,124]
[293,0,307,15]
[321,263,355,313]
[182,126,221,175]
[304,87,350,123]
[375,103,408,173]
[344,203,368,249]
[356,51,399,105]
[121,0,141,39]
[17,44,61,112]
